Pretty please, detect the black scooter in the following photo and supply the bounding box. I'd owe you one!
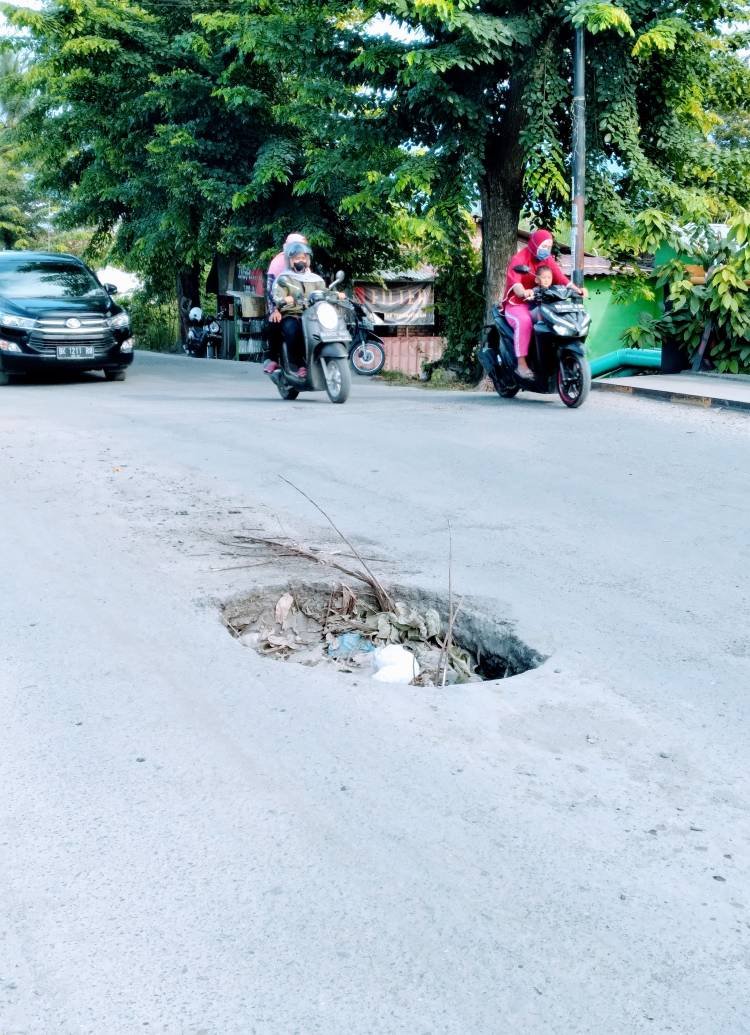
[342,299,386,375]
[183,307,225,359]
[270,271,352,404]
[479,265,592,408]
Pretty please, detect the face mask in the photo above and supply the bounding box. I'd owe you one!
[293,261,306,272]
[536,245,552,260]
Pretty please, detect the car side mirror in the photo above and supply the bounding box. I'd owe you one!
[512,264,530,274]
[329,270,345,289]
[105,283,118,295]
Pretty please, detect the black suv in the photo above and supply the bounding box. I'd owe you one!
[0,251,134,384]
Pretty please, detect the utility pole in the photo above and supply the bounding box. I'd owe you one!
[571,25,586,288]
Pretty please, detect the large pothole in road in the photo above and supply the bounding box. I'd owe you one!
[222,581,543,685]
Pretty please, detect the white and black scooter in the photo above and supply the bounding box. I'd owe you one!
[183,305,224,359]
[270,271,352,404]
[479,265,592,408]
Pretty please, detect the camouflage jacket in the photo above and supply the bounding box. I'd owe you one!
[272,269,326,317]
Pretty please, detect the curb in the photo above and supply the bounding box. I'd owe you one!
[592,379,750,413]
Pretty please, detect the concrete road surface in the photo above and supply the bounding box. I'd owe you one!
[1,353,748,1035]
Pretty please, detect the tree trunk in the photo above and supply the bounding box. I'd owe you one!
[177,264,201,343]
[480,75,527,325]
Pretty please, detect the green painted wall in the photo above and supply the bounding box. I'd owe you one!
[585,276,660,359]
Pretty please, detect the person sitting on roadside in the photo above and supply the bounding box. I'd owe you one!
[502,229,586,380]
[264,232,308,374]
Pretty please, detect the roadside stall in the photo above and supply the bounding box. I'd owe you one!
[206,255,267,361]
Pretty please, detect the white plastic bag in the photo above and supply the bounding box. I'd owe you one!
[371,643,421,684]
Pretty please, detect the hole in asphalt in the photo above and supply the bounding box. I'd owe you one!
[222,580,544,685]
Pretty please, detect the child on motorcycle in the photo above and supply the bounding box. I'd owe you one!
[530,264,554,324]
[503,229,585,380]
[535,264,554,291]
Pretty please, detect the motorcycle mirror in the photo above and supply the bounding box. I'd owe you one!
[512,264,530,274]
[329,270,346,289]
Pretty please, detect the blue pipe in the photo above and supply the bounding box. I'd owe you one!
[591,348,662,378]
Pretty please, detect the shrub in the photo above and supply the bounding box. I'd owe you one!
[127,289,180,353]
[623,212,750,374]
[432,244,485,382]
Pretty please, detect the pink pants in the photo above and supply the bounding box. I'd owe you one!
[504,303,532,359]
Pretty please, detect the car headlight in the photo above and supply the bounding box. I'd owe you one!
[0,311,36,331]
[109,312,130,330]
[0,338,22,352]
[120,338,134,353]
[316,301,339,330]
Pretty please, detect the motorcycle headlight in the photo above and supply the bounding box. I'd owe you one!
[0,311,36,331]
[209,321,220,334]
[109,312,130,330]
[316,301,339,330]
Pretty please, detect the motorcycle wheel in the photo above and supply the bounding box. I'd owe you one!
[276,380,299,401]
[496,381,520,398]
[350,338,385,376]
[324,357,351,404]
[557,354,591,408]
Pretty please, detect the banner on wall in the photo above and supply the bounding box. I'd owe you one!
[354,281,434,325]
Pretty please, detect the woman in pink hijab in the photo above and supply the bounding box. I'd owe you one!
[502,229,584,380]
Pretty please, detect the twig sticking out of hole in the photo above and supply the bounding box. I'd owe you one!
[226,534,393,611]
[439,519,463,686]
[279,476,395,613]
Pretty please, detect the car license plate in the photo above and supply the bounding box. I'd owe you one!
[56,345,95,359]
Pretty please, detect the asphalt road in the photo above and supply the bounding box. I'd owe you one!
[1,352,749,1035]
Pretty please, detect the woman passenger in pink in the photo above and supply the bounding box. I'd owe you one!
[502,228,585,380]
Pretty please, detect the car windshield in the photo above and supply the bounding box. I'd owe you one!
[0,259,105,299]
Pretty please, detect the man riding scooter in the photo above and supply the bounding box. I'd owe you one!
[270,242,346,379]
[264,232,308,375]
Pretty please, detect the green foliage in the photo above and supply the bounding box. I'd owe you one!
[3,0,749,360]
[569,2,633,36]
[433,238,484,380]
[0,51,38,248]
[127,288,181,353]
[624,211,750,373]
[2,0,407,303]
[621,311,662,349]
[521,42,571,211]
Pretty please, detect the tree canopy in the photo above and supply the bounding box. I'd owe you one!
[0,51,38,248]
[2,0,749,365]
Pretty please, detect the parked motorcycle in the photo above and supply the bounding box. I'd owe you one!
[342,298,386,375]
[183,306,225,359]
[479,267,592,408]
[270,271,352,404]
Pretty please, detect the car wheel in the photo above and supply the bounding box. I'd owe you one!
[104,368,127,382]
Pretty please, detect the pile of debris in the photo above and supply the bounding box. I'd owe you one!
[223,583,481,686]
